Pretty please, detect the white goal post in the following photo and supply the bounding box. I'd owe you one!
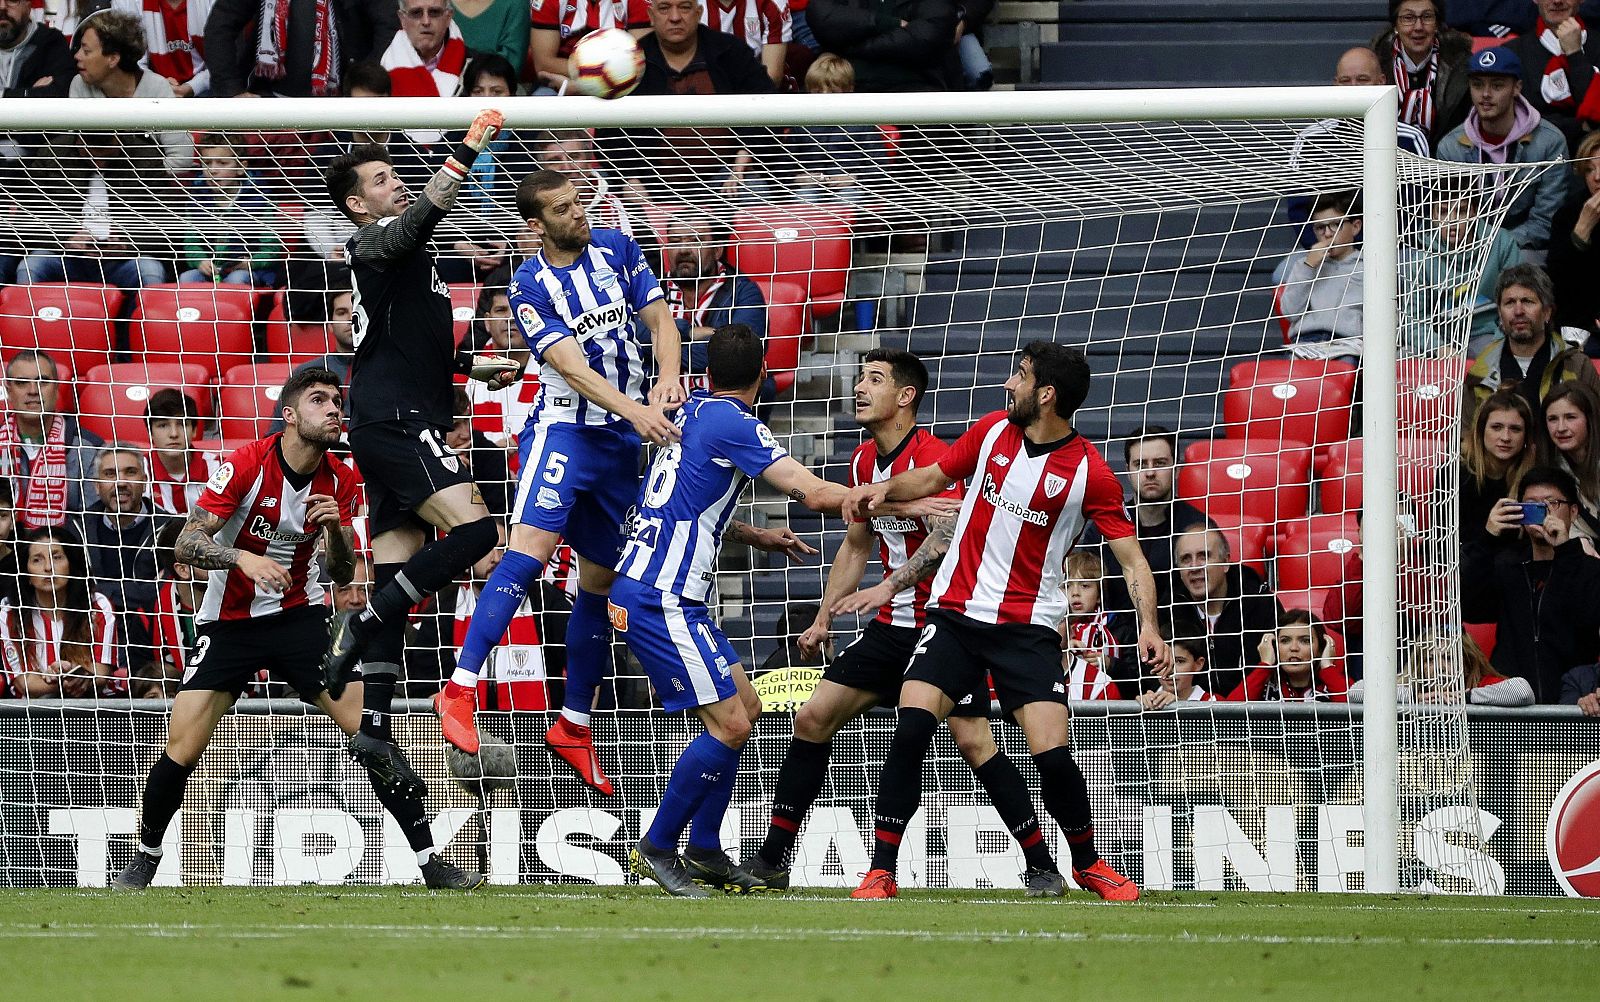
[1,86,1549,894]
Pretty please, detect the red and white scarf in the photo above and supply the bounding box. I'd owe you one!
[0,411,69,530]
[255,0,341,96]
[381,23,467,97]
[1536,16,1600,123]
[1393,36,1439,134]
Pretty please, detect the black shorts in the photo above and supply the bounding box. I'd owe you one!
[826,618,990,716]
[348,419,475,537]
[904,609,1068,716]
[180,605,355,704]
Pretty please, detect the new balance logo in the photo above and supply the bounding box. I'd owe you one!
[993,454,1010,467]
[260,497,277,508]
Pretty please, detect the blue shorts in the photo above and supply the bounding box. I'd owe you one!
[608,575,741,712]
[512,421,641,566]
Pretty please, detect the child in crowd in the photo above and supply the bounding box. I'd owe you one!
[789,55,885,202]
[1228,608,1349,703]
[1059,551,1129,701]
[179,134,282,285]
[144,389,221,516]
[1138,634,1217,709]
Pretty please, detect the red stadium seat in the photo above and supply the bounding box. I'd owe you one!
[132,284,256,378]
[262,291,342,366]
[1317,437,1443,516]
[1395,358,1467,439]
[1274,514,1361,592]
[218,363,294,445]
[78,362,214,443]
[0,283,120,377]
[1275,588,1334,615]
[1178,438,1314,524]
[1224,359,1358,452]
[753,279,810,396]
[728,204,852,319]
[448,283,481,342]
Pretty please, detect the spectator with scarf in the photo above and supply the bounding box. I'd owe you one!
[0,352,102,531]
[1547,130,1600,335]
[381,0,467,96]
[1373,0,1473,149]
[1060,550,1136,699]
[659,209,768,384]
[1,526,124,699]
[1436,46,1572,253]
[204,0,397,97]
[1508,0,1600,145]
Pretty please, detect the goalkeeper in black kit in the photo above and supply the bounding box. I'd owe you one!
[316,112,524,871]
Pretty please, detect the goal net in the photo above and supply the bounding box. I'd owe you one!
[0,92,1552,893]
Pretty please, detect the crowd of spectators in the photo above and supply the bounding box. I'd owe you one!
[3,0,1600,718]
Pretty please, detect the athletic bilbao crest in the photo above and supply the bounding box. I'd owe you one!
[1547,759,1600,896]
[1044,473,1068,499]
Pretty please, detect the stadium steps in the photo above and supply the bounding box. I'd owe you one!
[1043,0,1385,88]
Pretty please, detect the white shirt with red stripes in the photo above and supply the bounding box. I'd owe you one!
[0,593,122,695]
[929,411,1134,628]
[1064,655,1120,701]
[192,434,360,625]
[701,0,791,55]
[110,0,211,94]
[531,0,649,57]
[147,447,223,516]
[848,427,962,629]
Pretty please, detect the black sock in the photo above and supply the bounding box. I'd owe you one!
[138,753,194,851]
[1034,745,1098,871]
[760,737,831,868]
[974,753,1056,873]
[363,518,498,626]
[870,707,940,875]
[366,760,434,856]
[361,675,396,742]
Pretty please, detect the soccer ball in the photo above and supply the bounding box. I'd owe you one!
[568,28,645,99]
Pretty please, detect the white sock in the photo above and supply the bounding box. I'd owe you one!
[449,667,479,688]
[560,708,591,728]
[417,850,434,867]
[140,843,163,858]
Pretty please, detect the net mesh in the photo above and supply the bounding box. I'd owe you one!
[0,102,1553,892]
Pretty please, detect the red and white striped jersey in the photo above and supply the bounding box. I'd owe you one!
[531,0,650,57]
[701,0,791,55]
[0,593,122,695]
[453,584,551,709]
[147,447,223,516]
[848,427,962,629]
[111,0,211,92]
[929,411,1134,628]
[144,578,197,678]
[1064,656,1120,701]
[192,434,360,625]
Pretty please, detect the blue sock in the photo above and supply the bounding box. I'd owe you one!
[647,731,741,850]
[687,749,741,850]
[561,587,611,720]
[453,550,543,681]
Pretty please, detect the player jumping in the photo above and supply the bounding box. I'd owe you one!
[747,348,1066,896]
[435,168,685,794]
[113,369,483,891]
[318,113,524,760]
[614,326,958,896]
[841,341,1169,901]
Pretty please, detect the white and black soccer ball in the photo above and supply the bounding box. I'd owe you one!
[567,27,646,100]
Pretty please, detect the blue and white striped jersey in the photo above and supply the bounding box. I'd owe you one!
[615,392,788,602]
[508,227,665,430]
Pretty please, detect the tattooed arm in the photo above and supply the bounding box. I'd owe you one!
[1106,533,1170,671]
[174,508,294,592]
[829,515,954,617]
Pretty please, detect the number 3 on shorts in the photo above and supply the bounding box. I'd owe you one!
[181,635,212,683]
[542,452,568,484]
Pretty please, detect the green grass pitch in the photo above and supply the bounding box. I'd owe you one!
[4,887,1597,1000]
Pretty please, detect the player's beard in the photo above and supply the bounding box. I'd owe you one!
[546,220,590,254]
[1007,390,1040,428]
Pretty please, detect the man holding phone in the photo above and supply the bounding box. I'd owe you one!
[1465,466,1600,701]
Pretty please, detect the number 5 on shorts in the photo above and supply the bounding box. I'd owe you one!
[543,452,568,484]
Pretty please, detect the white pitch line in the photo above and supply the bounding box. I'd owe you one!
[2,922,1595,949]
